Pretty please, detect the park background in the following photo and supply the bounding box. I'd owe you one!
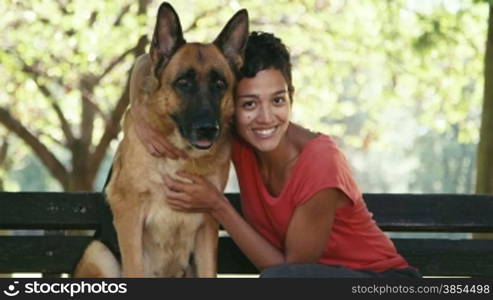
[0,0,492,197]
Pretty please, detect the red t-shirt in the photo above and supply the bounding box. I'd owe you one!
[231,134,409,272]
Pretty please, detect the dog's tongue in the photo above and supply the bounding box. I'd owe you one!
[195,139,213,148]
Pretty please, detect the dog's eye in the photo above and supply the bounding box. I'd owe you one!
[214,79,226,89]
[176,78,191,89]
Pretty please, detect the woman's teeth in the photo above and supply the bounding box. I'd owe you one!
[253,127,276,138]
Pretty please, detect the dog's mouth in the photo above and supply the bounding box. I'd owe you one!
[171,112,221,151]
[189,123,220,150]
[192,139,214,150]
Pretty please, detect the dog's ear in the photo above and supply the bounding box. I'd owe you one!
[213,9,249,71]
[150,2,186,76]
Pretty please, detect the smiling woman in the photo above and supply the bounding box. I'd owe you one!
[137,31,421,278]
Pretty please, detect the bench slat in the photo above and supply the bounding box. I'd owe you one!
[394,239,493,277]
[0,236,258,275]
[228,193,493,232]
[1,236,492,277]
[0,236,254,275]
[365,194,493,232]
[0,192,108,230]
[2,192,493,232]
[0,236,91,274]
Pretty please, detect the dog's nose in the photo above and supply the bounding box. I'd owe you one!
[195,123,219,139]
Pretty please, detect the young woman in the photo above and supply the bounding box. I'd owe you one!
[135,32,420,278]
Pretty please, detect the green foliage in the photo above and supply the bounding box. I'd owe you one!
[1,0,148,190]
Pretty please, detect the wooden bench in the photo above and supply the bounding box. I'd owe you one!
[0,192,492,277]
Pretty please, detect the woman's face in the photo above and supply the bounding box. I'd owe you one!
[234,68,291,152]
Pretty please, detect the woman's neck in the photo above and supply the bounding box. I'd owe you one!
[254,123,300,177]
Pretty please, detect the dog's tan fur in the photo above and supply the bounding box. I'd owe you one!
[74,3,248,277]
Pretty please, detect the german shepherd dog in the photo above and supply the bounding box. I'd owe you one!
[74,2,248,277]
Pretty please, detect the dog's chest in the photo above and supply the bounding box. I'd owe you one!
[145,158,205,239]
[142,159,205,276]
[144,186,205,242]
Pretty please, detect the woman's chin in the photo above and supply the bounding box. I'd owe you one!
[247,137,281,153]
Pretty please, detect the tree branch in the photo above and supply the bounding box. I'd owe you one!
[0,137,9,166]
[36,130,65,148]
[97,46,136,83]
[90,0,151,184]
[51,101,76,145]
[79,74,97,157]
[89,34,149,179]
[55,0,71,15]
[79,86,108,124]
[184,5,223,33]
[15,54,76,145]
[114,4,131,26]
[0,108,69,189]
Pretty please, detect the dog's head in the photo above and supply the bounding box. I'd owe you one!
[140,2,248,150]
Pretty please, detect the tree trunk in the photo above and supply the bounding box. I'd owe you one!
[475,2,493,240]
[476,3,493,195]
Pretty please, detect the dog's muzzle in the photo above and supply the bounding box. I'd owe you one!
[190,122,220,150]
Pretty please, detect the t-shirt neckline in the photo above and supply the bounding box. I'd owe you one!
[253,134,326,200]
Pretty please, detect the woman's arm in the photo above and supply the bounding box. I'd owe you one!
[212,197,285,269]
[284,188,346,263]
[165,172,348,270]
[130,101,188,159]
[213,188,346,269]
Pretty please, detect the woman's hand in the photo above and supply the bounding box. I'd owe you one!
[131,103,188,159]
[164,171,226,214]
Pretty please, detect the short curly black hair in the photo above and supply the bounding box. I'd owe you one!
[239,31,294,100]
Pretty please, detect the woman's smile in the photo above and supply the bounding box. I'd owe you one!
[252,126,277,138]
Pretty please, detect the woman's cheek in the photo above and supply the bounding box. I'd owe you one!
[235,110,253,125]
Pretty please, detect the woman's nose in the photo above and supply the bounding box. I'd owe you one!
[257,104,274,123]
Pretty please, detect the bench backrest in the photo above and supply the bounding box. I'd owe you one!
[0,192,492,277]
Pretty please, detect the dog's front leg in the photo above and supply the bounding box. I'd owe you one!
[112,197,147,277]
[194,215,219,277]
[193,162,229,277]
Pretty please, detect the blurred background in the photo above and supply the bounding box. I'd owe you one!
[0,0,491,195]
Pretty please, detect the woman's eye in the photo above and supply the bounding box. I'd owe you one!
[273,97,286,105]
[242,101,256,109]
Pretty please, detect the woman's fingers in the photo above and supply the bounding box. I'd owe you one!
[176,171,203,184]
[164,175,194,194]
[146,128,178,159]
[167,202,205,213]
[131,104,186,159]
[159,142,180,159]
[166,195,205,213]
[166,188,190,201]
[167,199,188,212]
[165,186,193,211]
[163,173,220,214]
[154,138,188,159]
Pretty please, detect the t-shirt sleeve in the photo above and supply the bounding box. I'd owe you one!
[292,139,362,208]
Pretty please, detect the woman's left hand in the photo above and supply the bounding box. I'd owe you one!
[164,171,225,213]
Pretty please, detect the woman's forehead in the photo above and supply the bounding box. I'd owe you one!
[236,69,288,94]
